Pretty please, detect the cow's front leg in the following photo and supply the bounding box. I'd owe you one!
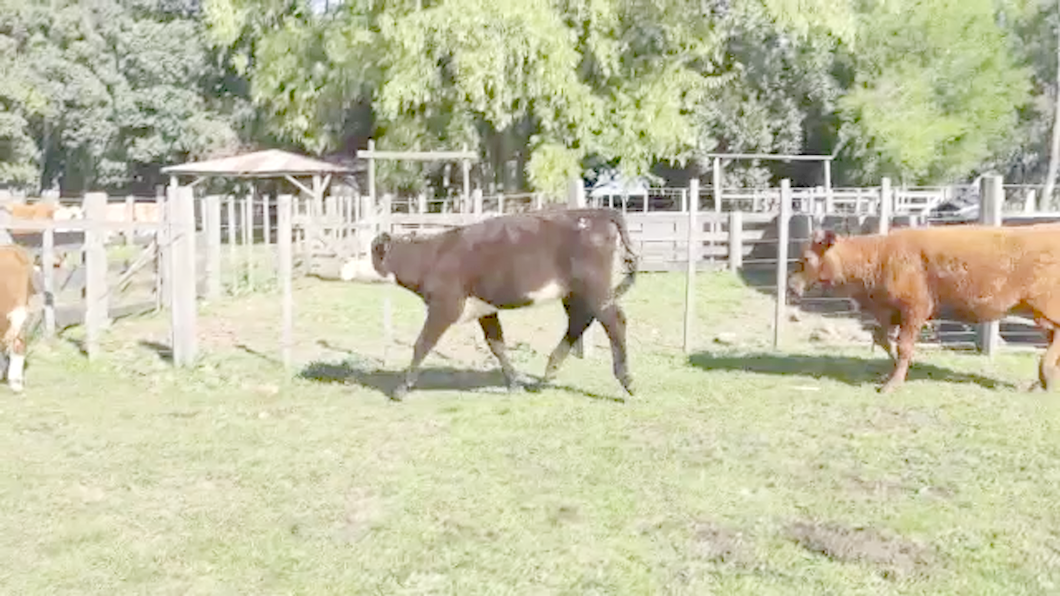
[878,316,924,394]
[594,302,634,397]
[871,324,898,363]
[391,301,459,401]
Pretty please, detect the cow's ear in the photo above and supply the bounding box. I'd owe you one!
[812,228,837,249]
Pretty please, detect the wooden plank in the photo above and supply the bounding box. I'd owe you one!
[356,149,477,161]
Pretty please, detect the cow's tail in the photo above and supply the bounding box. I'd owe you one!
[605,209,638,299]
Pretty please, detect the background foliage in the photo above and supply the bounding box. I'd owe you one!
[0,0,1055,196]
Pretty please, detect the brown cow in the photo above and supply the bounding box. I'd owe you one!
[787,224,1060,393]
[370,207,639,401]
[0,244,36,393]
[1,202,58,234]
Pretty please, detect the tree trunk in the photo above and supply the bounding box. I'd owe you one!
[1042,14,1060,210]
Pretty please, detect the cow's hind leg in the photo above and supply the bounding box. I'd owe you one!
[594,302,634,397]
[478,314,525,392]
[543,297,595,382]
[3,305,27,393]
[1037,324,1060,392]
[391,302,458,401]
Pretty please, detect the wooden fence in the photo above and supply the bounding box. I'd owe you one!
[5,173,1054,372]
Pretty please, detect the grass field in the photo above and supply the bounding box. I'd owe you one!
[3,271,1060,594]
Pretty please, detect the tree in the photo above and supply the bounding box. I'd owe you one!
[0,0,242,193]
[206,0,858,194]
[835,0,1032,185]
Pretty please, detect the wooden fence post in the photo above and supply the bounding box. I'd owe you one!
[262,193,271,247]
[171,185,198,367]
[977,174,1003,357]
[278,193,294,370]
[774,179,792,350]
[683,179,700,353]
[381,193,393,357]
[243,192,253,290]
[155,186,167,311]
[226,195,237,289]
[879,177,892,235]
[728,210,742,272]
[42,217,56,338]
[204,195,222,300]
[0,190,12,244]
[83,192,109,360]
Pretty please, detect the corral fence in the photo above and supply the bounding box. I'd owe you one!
[2,172,1049,371]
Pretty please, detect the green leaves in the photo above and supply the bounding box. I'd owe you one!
[0,0,241,192]
[837,0,1031,183]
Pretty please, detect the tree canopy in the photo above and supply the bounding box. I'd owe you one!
[0,0,1053,195]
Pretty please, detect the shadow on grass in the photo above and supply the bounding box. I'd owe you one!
[688,351,1016,390]
[299,358,626,403]
[138,340,173,363]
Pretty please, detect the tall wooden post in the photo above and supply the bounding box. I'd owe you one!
[171,185,198,367]
[158,184,172,310]
[774,179,792,350]
[879,177,892,235]
[204,195,222,300]
[462,143,471,214]
[42,216,56,337]
[977,175,1004,356]
[712,157,722,264]
[0,190,12,244]
[728,210,743,272]
[83,192,109,360]
[684,179,700,353]
[278,193,294,370]
[823,160,834,212]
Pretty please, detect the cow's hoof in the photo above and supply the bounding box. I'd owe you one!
[1024,381,1045,393]
[390,385,408,401]
[877,381,900,394]
[8,382,23,394]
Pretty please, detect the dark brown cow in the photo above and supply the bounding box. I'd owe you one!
[0,244,36,393]
[787,224,1060,393]
[370,207,639,401]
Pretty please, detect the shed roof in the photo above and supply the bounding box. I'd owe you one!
[161,149,355,178]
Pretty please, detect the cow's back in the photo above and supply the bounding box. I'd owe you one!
[881,226,1060,319]
[429,210,623,305]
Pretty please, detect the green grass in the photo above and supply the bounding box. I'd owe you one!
[3,271,1060,594]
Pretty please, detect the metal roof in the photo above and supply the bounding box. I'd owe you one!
[161,149,356,178]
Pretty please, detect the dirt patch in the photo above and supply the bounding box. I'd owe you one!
[786,520,935,579]
[691,520,750,564]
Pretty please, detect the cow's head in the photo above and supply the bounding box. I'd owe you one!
[787,228,839,301]
[370,232,393,276]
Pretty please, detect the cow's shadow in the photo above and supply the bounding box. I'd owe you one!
[688,352,1016,391]
[299,358,625,402]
